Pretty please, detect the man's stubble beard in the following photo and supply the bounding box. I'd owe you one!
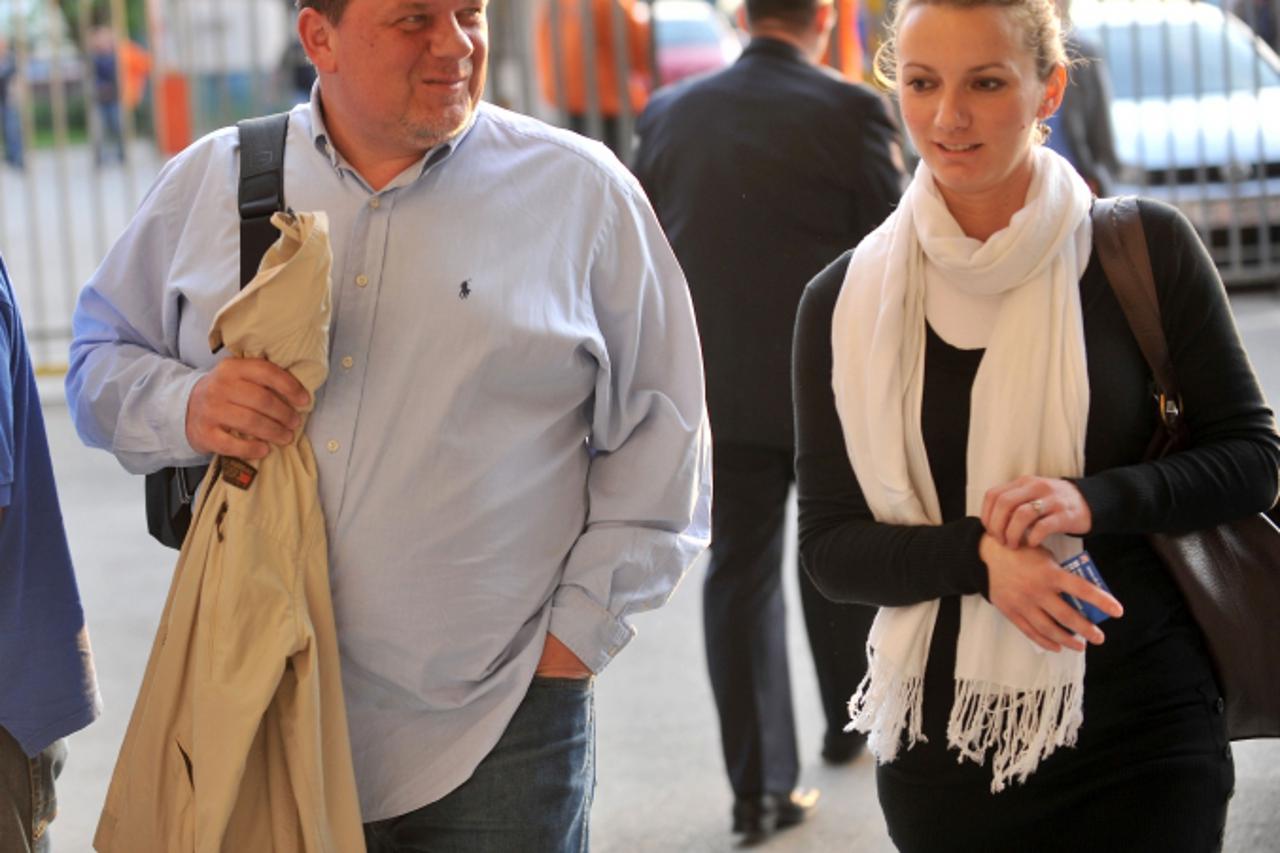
[402,61,484,150]
[400,98,476,150]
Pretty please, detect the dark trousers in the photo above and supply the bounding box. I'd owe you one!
[703,442,877,798]
[94,100,124,165]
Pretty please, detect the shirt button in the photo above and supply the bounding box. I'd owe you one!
[356,274,369,288]
[341,356,354,369]
[369,197,381,209]
[326,440,340,453]
[1215,697,1225,714]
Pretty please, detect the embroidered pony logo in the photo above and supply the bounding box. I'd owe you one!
[459,280,472,300]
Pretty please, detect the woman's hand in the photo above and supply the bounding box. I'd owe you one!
[980,534,1124,653]
[981,476,1093,548]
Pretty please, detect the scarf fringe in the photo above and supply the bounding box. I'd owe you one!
[947,676,1084,794]
[845,645,927,763]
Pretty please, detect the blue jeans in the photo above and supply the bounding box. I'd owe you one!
[363,676,596,853]
[94,101,123,165]
[0,727,65,853]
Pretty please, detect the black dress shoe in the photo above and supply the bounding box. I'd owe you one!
[822,730,868,765]
[732,788,820,842]
[773,787,819,828]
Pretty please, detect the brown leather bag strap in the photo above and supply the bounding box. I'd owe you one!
[1090,197,1185,434]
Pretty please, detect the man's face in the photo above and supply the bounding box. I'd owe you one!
[313,0,489,157]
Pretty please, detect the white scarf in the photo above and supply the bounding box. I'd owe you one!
[832,147,1094,792]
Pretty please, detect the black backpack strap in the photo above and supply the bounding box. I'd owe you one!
[237,112,291,287]
[144,112,292,550]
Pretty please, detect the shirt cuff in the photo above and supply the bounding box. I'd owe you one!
[548,585,635,675]
[0,482,11,508]
[166,369,208,461]
[114,368,210,472]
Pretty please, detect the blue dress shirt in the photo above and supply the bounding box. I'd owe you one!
[67,94,710,820]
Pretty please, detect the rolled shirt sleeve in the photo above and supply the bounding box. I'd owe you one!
[66,136,237,474]
[549,180,711,673]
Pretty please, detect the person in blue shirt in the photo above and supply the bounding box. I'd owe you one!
[0,36,23,171]
[66,1,710,850]
[88,26,125,167]
[0,255,101,852]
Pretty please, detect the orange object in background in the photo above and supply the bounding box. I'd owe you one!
[535,0,652,116]
[826,0,865,82]
[118,40,152,110]
[156,72,191,155]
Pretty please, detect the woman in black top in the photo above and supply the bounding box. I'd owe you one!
[792,1,1280,851]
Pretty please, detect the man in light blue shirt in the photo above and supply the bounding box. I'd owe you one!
[66,1,710,849]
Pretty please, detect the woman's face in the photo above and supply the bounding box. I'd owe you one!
[896,3,1064,207]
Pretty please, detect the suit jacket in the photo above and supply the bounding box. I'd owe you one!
[633,37,902,449]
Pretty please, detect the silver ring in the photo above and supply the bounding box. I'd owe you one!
[1029,498,1046,516]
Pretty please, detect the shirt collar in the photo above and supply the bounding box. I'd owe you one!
[304,82,483,188]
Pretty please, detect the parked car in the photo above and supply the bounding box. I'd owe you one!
[653,0,743,86]
[1073,0,1280,286]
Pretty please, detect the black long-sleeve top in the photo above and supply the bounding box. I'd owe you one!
[794,200,1280,713]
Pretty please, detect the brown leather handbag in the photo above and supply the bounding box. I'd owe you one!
[1091,196,1280,740]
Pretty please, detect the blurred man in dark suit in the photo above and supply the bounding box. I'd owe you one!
[633,0,902,842]
[1048,0,1122,194]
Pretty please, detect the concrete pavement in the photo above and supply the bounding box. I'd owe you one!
[34,288,1280,851]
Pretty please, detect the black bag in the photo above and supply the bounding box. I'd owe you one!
[1092,195,1280,740]
[144,113,291,549]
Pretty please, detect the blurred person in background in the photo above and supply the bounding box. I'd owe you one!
[1045,0,1120,195]
[634,0,903,842]
[0,36,22,170]
[87,24,150,167]
[535,0,652,156]
[89,26,124,166]
[722,0,868,79]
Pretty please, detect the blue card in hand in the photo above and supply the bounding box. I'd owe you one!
[1060,551,1113,625]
